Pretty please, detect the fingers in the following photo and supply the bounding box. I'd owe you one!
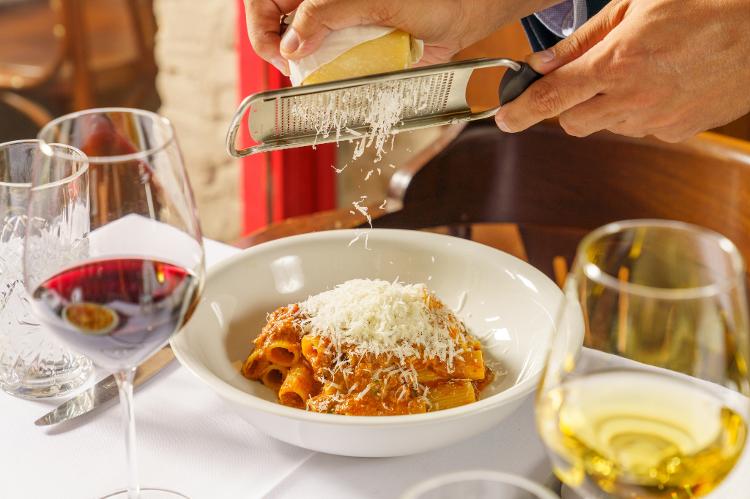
[495,58,603,133]
[282,0,433,60]
[495,0,631,134]
[244,0,302,74]
[281,0,397,59]
[557,95,623,137]
[643,125,697,143]
[559,96,698,141]
[527,0,629,74]
[606,122,648,138]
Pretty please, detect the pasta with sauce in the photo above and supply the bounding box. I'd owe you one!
[241,279,496,415]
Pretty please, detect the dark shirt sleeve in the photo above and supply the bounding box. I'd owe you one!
[521,0,612,51]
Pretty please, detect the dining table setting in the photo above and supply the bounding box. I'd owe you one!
[2,101,750,499]
[2,235,558,499]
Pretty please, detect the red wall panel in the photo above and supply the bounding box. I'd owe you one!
[236,0,336,234]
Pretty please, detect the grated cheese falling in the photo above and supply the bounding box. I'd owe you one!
[298,279,459,367]
[292,84,420,248]
[349,196,372,249]
[290,78,434,163]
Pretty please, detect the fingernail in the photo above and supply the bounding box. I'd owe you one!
[271,57,289,76]
[496,114,511,133]
[280,27,300,55]
[532,49,555,64]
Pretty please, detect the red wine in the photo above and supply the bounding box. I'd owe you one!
[32,258,198,370]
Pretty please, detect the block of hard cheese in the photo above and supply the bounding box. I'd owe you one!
[302,29,420,85]
[288,25,423,86]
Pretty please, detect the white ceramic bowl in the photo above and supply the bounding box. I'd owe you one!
[171,229,583,457]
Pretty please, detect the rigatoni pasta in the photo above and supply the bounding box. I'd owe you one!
[427,380,476,411]
[242,279,498,415]
[260,365,288,392]
[279,364,315,408]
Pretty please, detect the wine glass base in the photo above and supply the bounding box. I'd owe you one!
[101,488,189,498]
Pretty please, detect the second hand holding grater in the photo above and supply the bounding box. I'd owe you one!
[226,58,541,158]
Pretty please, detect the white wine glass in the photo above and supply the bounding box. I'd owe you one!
[536,219,750,498]
[26,108,204,498]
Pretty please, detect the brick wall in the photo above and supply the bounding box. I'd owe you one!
[153,0,241,242]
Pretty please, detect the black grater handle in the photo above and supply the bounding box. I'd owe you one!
[499,62,542,105]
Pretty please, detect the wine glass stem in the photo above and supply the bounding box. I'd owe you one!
[114,368,140,499]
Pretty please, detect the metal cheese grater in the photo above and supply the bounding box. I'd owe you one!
[226,57,541,158]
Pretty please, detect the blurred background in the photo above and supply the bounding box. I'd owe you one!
[2,0,749,243]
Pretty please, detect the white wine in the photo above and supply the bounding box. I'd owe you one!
[537,370,746,498]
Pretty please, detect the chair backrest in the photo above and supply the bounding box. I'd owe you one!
[376,121,750,277]
[0,0,63,89]
[0,0,156,111]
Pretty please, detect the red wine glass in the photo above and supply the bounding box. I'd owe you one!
[25,108,204,498]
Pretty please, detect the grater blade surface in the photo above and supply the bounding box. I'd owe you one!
[278,71,454,139]
[227,58,520,158]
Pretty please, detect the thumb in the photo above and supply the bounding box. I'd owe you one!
[527,0,629,74]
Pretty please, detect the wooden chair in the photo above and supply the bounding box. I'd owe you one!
[374,121,750,279]
[0,0,156,129]
[239,120,750,284]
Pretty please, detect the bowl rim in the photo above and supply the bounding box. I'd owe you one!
[172,228,567,427]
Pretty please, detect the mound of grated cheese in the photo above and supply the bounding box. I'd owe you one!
[297,279,459,366]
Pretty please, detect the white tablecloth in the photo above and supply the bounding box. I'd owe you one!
[2,240,748,498]
[1,240,552,499]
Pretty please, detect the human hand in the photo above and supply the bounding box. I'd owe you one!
[242,0,302,75]
[243,0,557,75]
[496,0,750,142]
